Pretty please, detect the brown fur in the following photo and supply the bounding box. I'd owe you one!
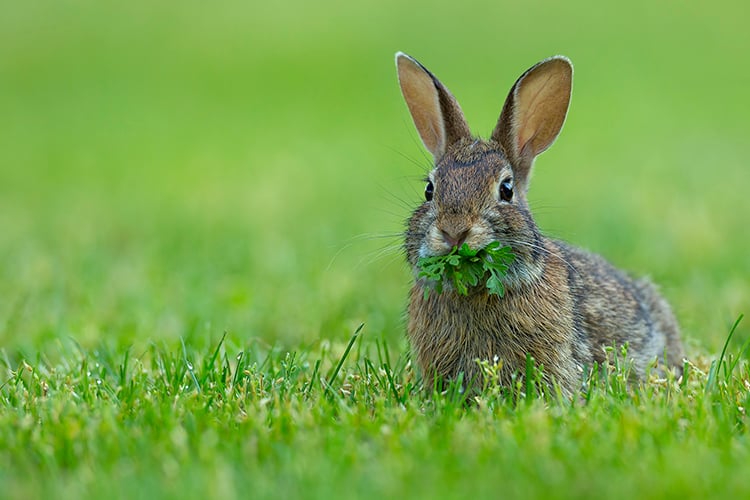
[397,54,684,397]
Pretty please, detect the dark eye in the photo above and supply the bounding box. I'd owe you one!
[499,178,513,202]
[425,180,434,201]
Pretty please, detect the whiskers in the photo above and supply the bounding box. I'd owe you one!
[500,237,580,280]
[325,231,405,273]
[323,144,429,275]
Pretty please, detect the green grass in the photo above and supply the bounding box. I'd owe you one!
[1,0,749,498]
[2,325,749,498]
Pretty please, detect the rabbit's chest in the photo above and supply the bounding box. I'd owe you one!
[408,285,577,363]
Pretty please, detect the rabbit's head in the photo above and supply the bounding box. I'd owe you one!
[397,53,573,287]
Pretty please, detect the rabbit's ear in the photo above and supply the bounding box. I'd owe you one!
[492,56,572,186]
[396,52,471,159]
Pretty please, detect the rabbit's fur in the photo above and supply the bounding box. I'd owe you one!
[396,53,684,396]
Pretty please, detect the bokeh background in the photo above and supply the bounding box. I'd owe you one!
[1,0,748,355]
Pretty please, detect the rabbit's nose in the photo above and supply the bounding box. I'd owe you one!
[441,228,470,249]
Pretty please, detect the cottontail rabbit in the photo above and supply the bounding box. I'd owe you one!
[396,52,684,396]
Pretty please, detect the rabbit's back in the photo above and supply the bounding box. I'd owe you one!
[553,241,684,376]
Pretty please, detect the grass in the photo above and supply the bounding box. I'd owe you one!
[2,324,749,498]
[1,0,749,498]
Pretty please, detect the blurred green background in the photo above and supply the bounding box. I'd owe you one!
[0,0,748,354]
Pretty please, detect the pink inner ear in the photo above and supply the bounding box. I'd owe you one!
[491,56,572,179]
[517,108,543,155]
[513,62,571,158]
[517,129,538,161]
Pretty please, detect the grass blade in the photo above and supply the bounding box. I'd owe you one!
[181,336,201,394]
[325,324,364,396]
[706,314,744,394]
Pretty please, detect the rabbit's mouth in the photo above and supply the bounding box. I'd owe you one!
[419,222,495,258]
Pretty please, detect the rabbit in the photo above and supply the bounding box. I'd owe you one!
[396,52,685,397]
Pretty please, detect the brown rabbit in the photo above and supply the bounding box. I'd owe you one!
[396,52,684,397]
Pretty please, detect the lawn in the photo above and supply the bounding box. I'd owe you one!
[1,1,749,498]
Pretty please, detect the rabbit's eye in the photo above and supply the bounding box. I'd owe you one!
[425,181,434,201]
[499,179,513,202]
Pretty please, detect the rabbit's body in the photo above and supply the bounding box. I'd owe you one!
[397,54,684,396]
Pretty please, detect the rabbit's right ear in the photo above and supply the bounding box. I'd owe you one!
[492,56,572,188]
[396,52,471,159]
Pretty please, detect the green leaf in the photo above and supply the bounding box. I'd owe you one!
[458,243,478,257]
[415,242,515,297]
[486,271,506,297]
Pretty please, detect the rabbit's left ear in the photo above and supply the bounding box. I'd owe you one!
[492,56,572,187]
